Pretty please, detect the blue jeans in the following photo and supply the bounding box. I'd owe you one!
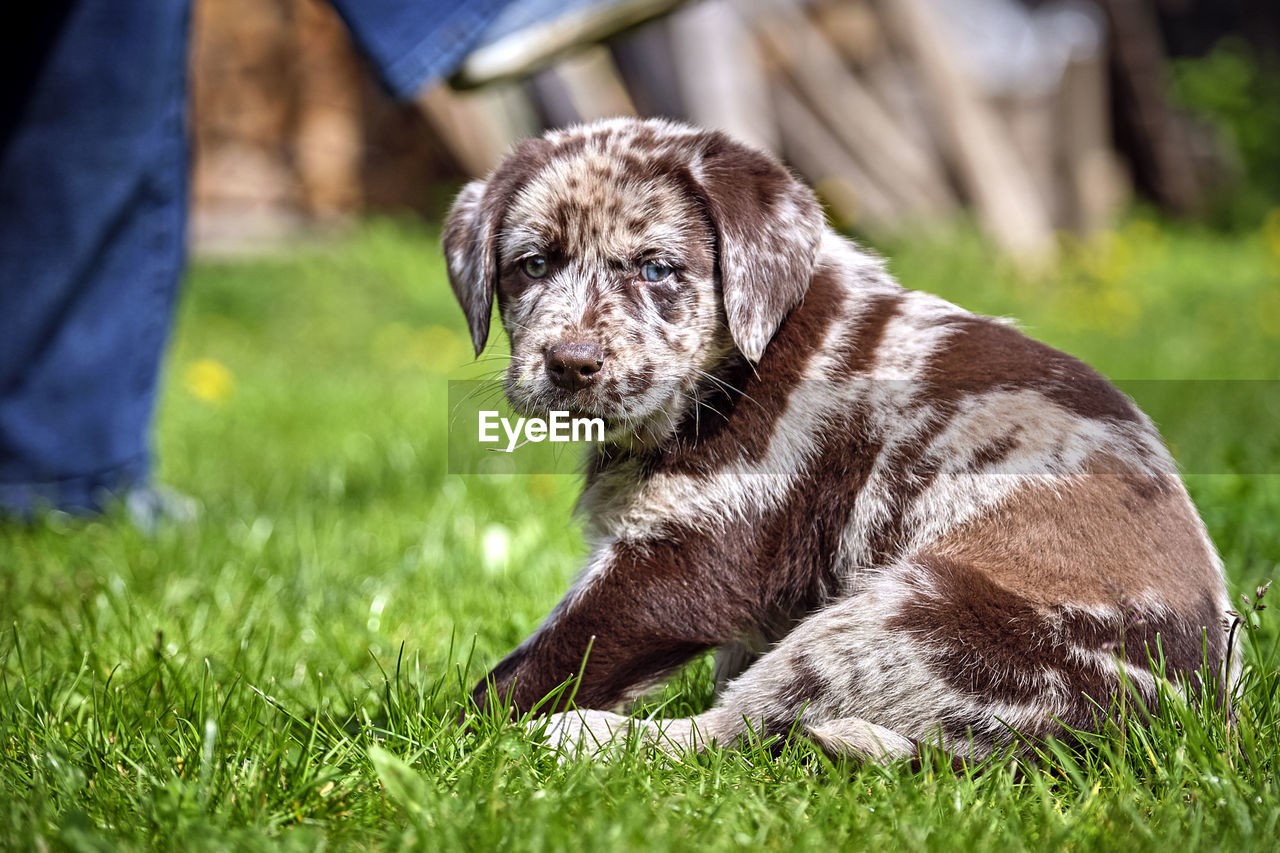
[0,0,510,514]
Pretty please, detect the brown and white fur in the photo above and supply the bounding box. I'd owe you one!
[444,118,1233,762]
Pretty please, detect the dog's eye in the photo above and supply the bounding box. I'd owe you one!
[641,262,674,282]
[522,255,549,278]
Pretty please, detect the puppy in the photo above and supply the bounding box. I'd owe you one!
[444,118,1232,761]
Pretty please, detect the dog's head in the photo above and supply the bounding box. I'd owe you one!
[444,118,824,439]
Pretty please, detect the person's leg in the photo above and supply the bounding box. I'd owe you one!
[325,0,516,98]
[0,0,191,516]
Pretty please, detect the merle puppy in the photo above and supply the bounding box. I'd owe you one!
[443,117,1231,760]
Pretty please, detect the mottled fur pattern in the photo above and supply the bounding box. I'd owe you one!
[444,118,1233,762]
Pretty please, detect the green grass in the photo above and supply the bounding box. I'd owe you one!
[3,217,1280,850]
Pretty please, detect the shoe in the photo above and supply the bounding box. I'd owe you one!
[123,484,199,534]
[451,0,691,88]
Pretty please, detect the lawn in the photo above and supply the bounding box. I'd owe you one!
[2,217,1279,850]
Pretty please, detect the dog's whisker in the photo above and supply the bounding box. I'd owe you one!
[694,368,762,411]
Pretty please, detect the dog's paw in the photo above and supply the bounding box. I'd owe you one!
[531,709,633,758]
[804,716,915,762]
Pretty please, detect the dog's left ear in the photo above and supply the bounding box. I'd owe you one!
[443,138,551,356]
[693,133,825,362]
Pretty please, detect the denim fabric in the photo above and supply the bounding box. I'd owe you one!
[0,0,512,514]
[332,0,515,98]
[0,0,191,513]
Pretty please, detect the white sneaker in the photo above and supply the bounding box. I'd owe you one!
[451,0,691,88]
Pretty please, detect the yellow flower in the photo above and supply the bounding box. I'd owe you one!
[184,358,234,404]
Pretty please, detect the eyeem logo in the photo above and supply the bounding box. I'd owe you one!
[478,410,605,453]
[449,381,603,475]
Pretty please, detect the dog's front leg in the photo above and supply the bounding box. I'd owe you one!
[471,542,752,717]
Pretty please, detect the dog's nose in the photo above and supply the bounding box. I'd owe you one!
[545,342,605,390]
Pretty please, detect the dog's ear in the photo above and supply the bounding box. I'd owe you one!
[443,180,493,355]
[694,133,825,362]
[443,139,551,356]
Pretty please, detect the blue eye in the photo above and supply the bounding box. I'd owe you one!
[641,262,674,282]
[522,255,549,278]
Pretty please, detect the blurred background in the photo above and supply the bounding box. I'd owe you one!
[190,0,1280,257]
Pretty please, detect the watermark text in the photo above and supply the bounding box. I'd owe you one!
[478,410,605,452]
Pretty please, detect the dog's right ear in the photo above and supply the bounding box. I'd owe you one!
[443,138,551,356]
